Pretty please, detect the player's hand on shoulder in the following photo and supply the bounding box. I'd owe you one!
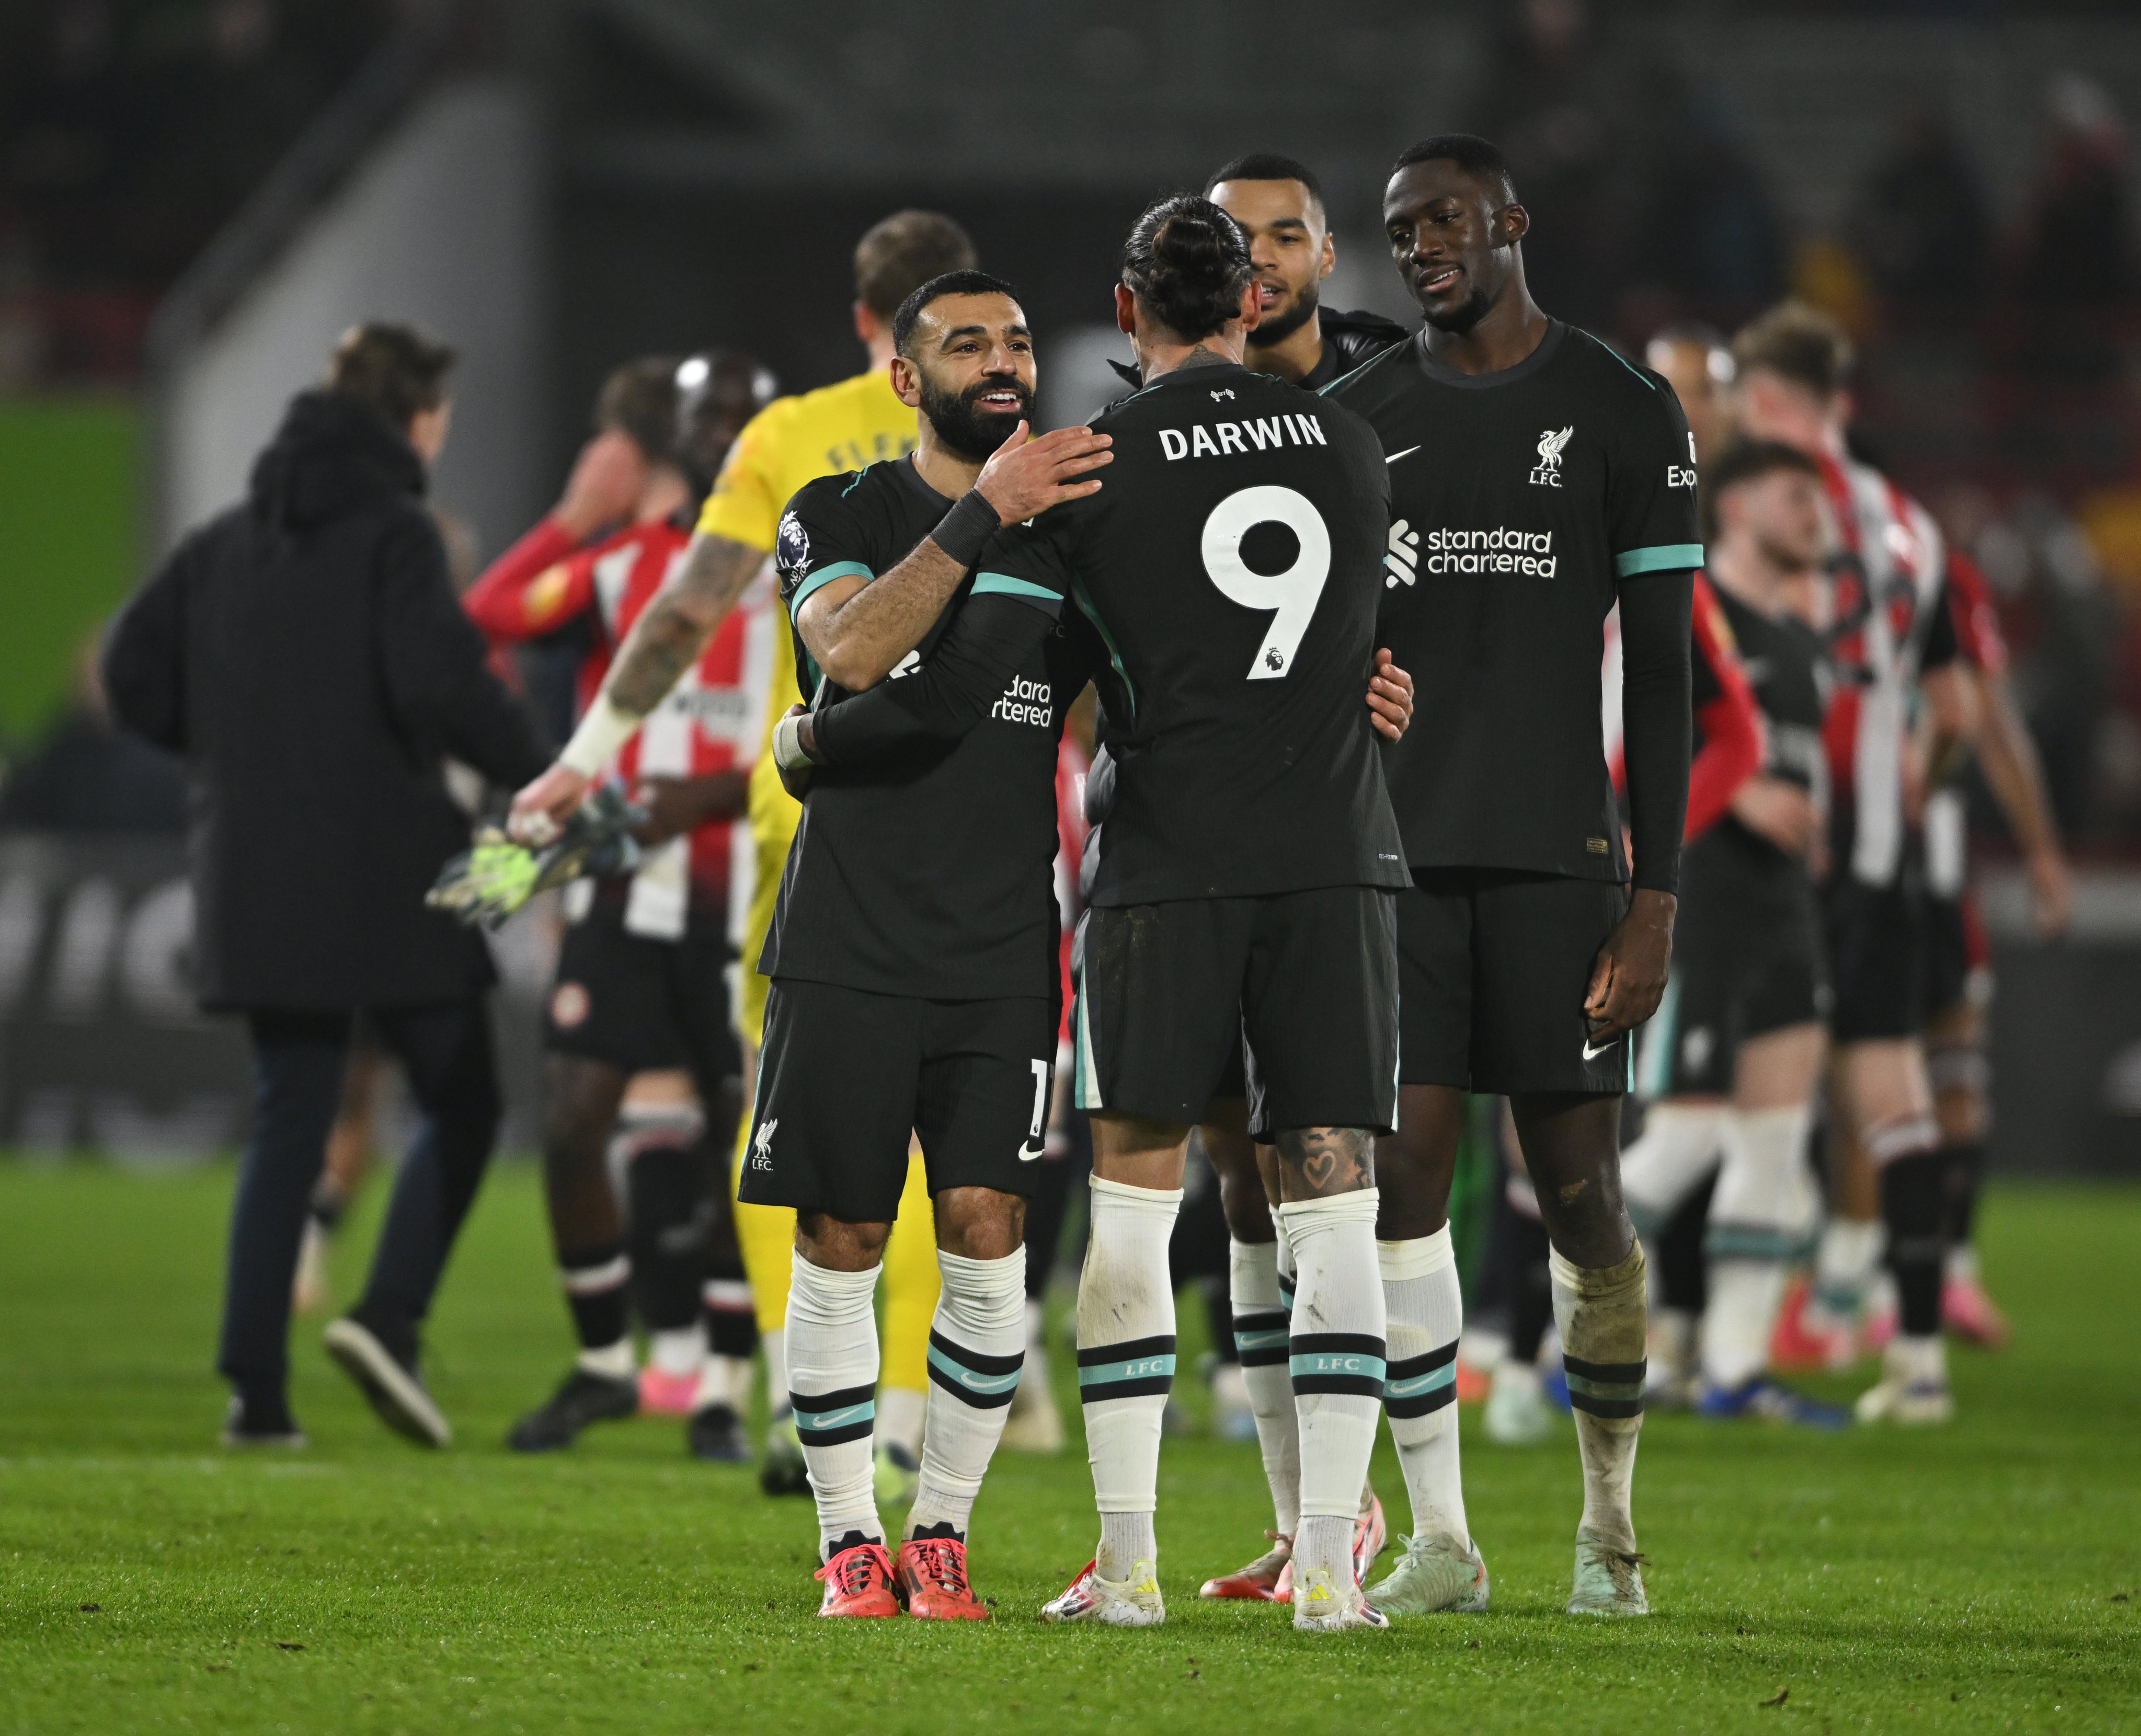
[509,763,590,844]
[1583,887,1676,1044]
[1366,648,1413,741]
[974,422,1112,524]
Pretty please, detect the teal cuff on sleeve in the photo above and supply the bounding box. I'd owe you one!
[1615,543,1703,578]
[788,560,874,617]
[973,571,1065,612]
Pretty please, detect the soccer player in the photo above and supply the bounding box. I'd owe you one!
[1328,134,1701,1617]
[463,354,773,1459]
[1196,151,1412,1604]
[1730,303,1976,1423]
[518,212,981,1498]
[958,196,1410,1635]
[747,271,1113,1616]
[1618,440,1848,1428]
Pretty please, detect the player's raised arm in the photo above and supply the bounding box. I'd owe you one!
[509,527,764,838]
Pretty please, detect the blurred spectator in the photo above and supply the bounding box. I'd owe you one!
[0,636,185,832]
[1631,69,1786,317]
[2013,74,2135,308]
[1853,100,1984,312]
[1645,323,1735,462]
[101,320,548,1449]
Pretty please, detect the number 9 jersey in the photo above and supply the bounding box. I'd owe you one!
[984,360,1409,909]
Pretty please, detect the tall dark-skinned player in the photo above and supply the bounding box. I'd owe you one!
[1328,134,1698,1619]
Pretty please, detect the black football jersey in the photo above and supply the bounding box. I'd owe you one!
[1706,582,1829,870]
[762,457,1084,1001]
[1327,321,1701,882]
[986,359,1407,906]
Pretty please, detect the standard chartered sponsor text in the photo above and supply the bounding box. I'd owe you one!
[993,675,1053,726]
[1423,527,1558,578]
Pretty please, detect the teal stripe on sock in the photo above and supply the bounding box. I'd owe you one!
[1383,1361,1457,1404]
[1078,1353,1176,1388]
[926,1342,1023,1398]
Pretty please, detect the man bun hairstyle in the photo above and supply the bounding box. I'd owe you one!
[595,355,683,468]
[327,321,456,430]
[1205,152,1324,214]
[1389,132,1517,204]
[1700,436,1824,544]
[1121,193,1252,342]
[854,210,979,320]
[892,269,1018,360]
[1731,301,1854,400]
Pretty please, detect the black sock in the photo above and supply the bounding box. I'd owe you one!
[561,1242,631,1351]
[1881,1153,1947,1338]
[626,1142,709,1333]
[1941,1140,1986,1250]
[1657,1168,1715,1316]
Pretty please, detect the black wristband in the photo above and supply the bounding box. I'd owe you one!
[928,489,1002,571]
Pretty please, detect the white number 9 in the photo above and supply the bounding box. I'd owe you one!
[1201,485,1331,680]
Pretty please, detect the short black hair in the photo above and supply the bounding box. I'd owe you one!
[1121,194,1252,343]
[1701,437,1823,544]
[854,211,978,320]
[1204,152,1324,214]
[892,269,1019,359]
[1389,133,1517,203]
[327,322,455,429]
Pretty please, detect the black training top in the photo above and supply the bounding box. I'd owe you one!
[1700,582,1830,877]
[985,358,1407,907]
[1327,320,1700,891]
[762,456,1079,1002]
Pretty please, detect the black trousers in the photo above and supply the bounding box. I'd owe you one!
[217,997,502,1405]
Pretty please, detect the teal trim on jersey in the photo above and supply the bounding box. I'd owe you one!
[972,571,1063,606]
[839,464,878,498]
[1078,1352,1177,1389]
[1615,543,1703,578]
[792,1397,874,1433]
[1383,1359,1458,1406]
[1581,327,1658,389]
[1071,578,1137,721]
[788,559,873,618]
[925,1342,1024,1399]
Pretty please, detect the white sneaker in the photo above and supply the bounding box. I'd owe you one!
[1040,1558,1164,1626]
[1366,1531,1491,1614]
[1484,1362,1552,1445]
[1856,1337,1953,1425]
[1567,1530,1649,1617]
[1291,1565,1389,1632]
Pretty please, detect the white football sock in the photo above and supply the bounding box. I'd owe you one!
[649,1325,703,1378]
[1813,1217,1884,1324]
[1078,1176,1181,1581]
[1618,1102,1727,1240]
[1702,1103,1817,1389]
[692,1353,751,1411]
[1278,1188,1386,1589]
[785,1253,883,1556]
[1551,1241,1647,1553]
[1228,1235,1300,1538]
[761,1326,789,1416]
[877,1386,925,1461]
[1022,1296,1052,1396]
[1380,1226,1469,1548]
[1701,1261,1784,1390]
[909,1247,1025,1541]
[577,1338,634,1381]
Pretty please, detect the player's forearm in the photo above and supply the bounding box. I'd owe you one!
[1617,572,1695,892]
[810,599,1052,764]
[802,493,1000,691]
[1975,670,2063,860]
[1918,663,1978,794]
[604,531,761,717]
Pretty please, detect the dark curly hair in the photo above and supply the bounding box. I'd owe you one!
[1120,194,1252,342]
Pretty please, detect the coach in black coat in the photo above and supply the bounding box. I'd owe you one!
[105,324,548,1449]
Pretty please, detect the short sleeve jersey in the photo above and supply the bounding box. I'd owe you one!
[1327,321,1701,882]
[760,456,1087,1002]
[696,369,920,867]
[984,359,1407,907]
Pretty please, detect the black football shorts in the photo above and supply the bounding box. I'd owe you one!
[544,892,739,1086]
[1071,886,1399,1139]
[1641,850,1829,1098]
[741,978,1057,1222]
[1399,867,1631,1096]
[1824,873,1927,1043]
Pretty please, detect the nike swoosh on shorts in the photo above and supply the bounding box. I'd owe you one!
[1017,1141,1045,1162]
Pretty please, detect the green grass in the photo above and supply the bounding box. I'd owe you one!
[2,1163,2136,1734]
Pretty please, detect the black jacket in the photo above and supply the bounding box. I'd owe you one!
[104,390,548,1011]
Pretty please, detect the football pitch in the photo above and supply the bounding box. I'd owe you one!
[2,1162,2135,1734]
